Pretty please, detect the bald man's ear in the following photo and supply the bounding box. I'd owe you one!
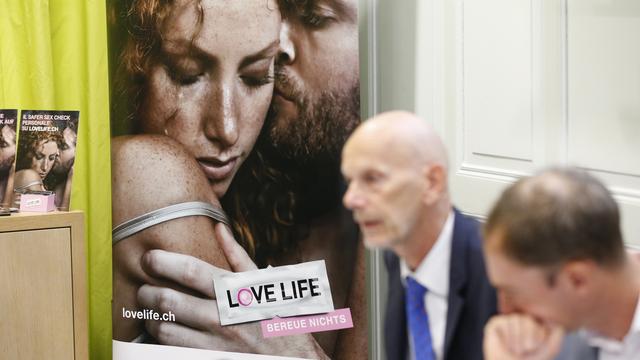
[421,164,447,205]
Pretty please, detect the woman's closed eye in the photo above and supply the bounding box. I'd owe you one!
[240,56,275,89]
[164,57,206,86]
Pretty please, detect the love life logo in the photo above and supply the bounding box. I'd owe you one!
[214,260,334,325]
[227,278,322,307]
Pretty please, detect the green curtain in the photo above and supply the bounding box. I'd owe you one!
[0,1,112,359]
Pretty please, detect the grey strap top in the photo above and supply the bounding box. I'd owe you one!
[112,201,230,245]
[14,180,43,193]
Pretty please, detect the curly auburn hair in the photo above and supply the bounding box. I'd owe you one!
[113,0,300,266]
[111,0,204,133]
[15,131,64,172]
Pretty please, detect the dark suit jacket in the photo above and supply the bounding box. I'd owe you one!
[384,209,497,360]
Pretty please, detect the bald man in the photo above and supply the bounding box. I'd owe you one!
[341,111,496,360]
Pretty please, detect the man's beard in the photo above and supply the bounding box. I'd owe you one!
[50,158,73,177]
[268,70,360,165]
[0,155,15,177]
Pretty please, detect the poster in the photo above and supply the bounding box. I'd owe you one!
[108,0,364,358]
[12,110,79,210]
[0,109,17,207]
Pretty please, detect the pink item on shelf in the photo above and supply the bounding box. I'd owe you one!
[19,193,56,212]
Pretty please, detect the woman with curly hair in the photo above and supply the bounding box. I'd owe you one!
[109,0,287,347]
[15,130,63,182]
[11,130,63,208]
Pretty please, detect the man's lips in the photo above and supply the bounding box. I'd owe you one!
[274,88,295,103]
[272,89,298,117]
[358,219,382,229]
[196,156,238,182]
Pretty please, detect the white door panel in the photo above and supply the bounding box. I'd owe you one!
[414,0,640,246]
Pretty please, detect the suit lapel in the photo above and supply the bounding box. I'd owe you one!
[443,209,468,358]
[385,252,408,360]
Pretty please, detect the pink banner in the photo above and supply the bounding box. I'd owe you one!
[261,308,353,338]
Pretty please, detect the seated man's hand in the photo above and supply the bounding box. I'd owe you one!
[138,224,328,359]
[483,314,564,360]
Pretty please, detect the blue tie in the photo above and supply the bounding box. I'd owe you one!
[405,276,435,360]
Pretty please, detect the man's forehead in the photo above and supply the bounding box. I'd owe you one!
[1,125,15,139]
[327,0,357,19]
[344,140,412,177]
[63,127,76,138]
[485,238,550,287]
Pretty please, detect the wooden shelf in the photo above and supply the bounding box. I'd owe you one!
[0,211,88,360]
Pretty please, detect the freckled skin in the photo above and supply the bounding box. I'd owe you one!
[112,135,231,341]
[111,0,281,343]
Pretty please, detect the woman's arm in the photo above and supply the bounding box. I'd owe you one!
[111,134,231,341]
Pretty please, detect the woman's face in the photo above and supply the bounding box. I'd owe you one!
[30,140,59,180]
[138,0,280,198]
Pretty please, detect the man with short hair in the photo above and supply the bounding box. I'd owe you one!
[482,167,640,360]
[46,122,77,210]
[247,0,366,354]
[341,110,496,360]
[271,0,360,163]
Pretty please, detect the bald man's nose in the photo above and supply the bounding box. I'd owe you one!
[343,183,365,210]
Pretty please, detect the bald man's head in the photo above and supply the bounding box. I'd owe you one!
[344,111,449,171]
[341,111,451,250]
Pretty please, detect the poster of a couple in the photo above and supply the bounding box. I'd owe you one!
[108,0,365,358]
[3,109,79,211]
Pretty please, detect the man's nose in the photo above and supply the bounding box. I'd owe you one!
[343,183,365,210]
[277,22,296,66]
[204,84,240,148]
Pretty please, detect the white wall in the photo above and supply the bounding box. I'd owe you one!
[368,3,640,356]
[411,0,640,248]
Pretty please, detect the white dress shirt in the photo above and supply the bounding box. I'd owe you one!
[586,291,640,360]
[400,210,455,360]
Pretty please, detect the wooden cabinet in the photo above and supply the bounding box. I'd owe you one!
[0,211,88,360]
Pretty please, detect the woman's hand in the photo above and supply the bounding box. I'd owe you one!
[137,223,329,359]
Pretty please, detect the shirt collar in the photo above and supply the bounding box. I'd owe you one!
[631,293,640,335]
[584,290,640,352]
[400,210,455,298]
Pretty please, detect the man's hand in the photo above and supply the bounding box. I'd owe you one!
[138,223,328,358]
[483,314,564,360]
